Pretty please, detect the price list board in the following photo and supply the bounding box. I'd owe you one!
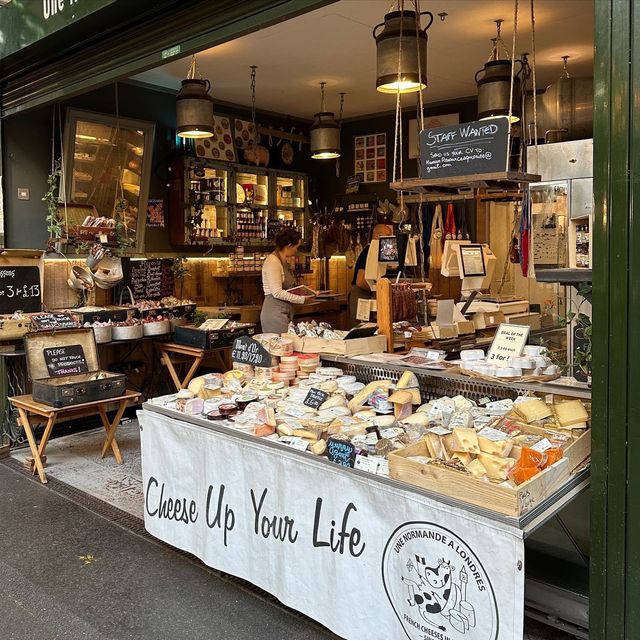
[0,266,42,313]
[125,259,175,301]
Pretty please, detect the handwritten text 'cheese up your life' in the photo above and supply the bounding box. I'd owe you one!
[145,477,366,557]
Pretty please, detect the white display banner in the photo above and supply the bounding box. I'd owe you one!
[138,409,525,640]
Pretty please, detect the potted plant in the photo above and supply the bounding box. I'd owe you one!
[43,160,64,252]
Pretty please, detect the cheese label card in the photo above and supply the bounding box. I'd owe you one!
[199,318,229,330]
[31,312,79,331]
[477,426,512,442]
[354,455,379,474]
[43,345,89,376]
[486,323,530,364]
[531,438,553,453]
[427,425,453,436]
[231,336,273,367]
[326,437,356,468]
[278,436,309,451]
[303,388,330,409]
[376,458,390,476]
[379,427,404,439]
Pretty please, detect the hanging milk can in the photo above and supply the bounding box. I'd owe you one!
[176,78,214,139]
[373,9,433,94]
[475,58,523,122]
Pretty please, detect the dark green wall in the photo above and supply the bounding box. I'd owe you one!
[2,81,333,252]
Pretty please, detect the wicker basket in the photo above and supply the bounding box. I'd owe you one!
[451,367,561,384]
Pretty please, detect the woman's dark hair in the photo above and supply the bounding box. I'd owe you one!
[274,228,302,249]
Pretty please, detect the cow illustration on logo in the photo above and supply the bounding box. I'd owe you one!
[382,522,499,640]
[401,555,476,634]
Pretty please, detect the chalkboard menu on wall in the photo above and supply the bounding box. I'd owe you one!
[419,117,509,179]
[0,266,42,314]
[124,258,175,301]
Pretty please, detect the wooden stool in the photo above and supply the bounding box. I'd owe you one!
[156,342,230,391]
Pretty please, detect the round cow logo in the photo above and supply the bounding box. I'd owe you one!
[382,522,498,640]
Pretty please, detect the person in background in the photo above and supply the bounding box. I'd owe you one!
[348,223,394,327]
[261,228,315,334]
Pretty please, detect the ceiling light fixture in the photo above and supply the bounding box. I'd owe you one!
[176,55,214,139]
[310,82,340,160]
[475,19,522,123]
[373,3,433,94]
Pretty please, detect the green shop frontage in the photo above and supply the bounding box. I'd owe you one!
[0,1,633,638]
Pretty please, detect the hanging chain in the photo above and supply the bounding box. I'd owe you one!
[561,55,570,78]
[505,0,519,170]
[531,0,539,162]
[488,20,511,62]
[57,105,68,238]
[319,81,326,112]
[187,55,202,80]
[338,92,345,123]
[250,65,258,147]
[413,0,425,132]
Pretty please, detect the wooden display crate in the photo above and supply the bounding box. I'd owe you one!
[286,334,387,356]
[389,429,590,517]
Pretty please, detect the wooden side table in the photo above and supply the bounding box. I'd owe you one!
[156,342,230,391]
[9,390,141,484]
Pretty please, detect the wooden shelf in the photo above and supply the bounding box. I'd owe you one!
[535,268,592,284]
[391,171,541,194]
[213,270,313,278]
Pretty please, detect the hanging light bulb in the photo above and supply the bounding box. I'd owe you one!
[310,82,340,159]
[373,4,433,94]
[475,20,522,123]
[176,56,214,139]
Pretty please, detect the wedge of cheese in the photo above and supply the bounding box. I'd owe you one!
[451,451,472,465]
[425,433,447,460]
[400,412,430,426]
[348,380,394,413]
[319,395,346,410]
[310,440,327,456]
[293,427,323,441]
[277,424,295,437]
[477,453,516,481]
[466,458,488,479]
[451,428,481,454]
[478,436,513,458]
[396,371,421,405]
[554,400,589,427]
[514,398,553,423]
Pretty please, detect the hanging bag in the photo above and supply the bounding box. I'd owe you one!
[429,204,444,270]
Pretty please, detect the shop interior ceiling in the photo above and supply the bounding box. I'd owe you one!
[133,0,594,119]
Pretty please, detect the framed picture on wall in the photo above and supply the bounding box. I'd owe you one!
[354,133,386,183]
[408,113,460,159]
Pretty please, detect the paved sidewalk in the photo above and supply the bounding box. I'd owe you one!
[0,464,333,640]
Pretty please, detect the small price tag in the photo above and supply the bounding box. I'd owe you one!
[304,388,330,409]
[99,234,108,244]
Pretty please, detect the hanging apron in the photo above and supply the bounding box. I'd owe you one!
[260,257,298,335]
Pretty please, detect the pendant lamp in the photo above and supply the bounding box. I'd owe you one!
[373,7,433,93]
[475,20,522,123]
[310,82,340,159]
[176,56,214,139]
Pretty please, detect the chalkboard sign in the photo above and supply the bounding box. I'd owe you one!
[31,313,79,332]
[419,117,509,179]
[326,437,356,468]
[126,258,175,301]
[304,388,330,409]
[231,336,273,367]
[43,345,88,377]
[0,266,41,314]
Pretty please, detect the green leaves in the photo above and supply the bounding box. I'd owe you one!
[43,159,63,240]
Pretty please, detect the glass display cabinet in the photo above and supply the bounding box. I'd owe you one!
[63,108,155,253]
[235,166,270,244]
[273,171,307,240]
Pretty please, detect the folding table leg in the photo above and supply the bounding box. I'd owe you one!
[161,351,183,390]
[16,408,47,483]
[37,414,57,459]
[182,354,204,388]
[98,402,126,464]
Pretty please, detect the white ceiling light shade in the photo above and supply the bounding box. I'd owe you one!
[310,82,340,159]
[176,56,214,139]
[373,8,433,94]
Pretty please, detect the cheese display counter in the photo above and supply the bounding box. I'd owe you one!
[138,343,591,640]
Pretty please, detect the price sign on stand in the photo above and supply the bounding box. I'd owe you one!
[0,266,41,314]
[326,437,356,468]
[486,323,530,364]
[419,117,509,179]
[31,313,79,331]
[231,336,273,367]
[303,388,330,409]
[43,345,88,376]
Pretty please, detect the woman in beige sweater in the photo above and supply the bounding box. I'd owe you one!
[260,229,315,334]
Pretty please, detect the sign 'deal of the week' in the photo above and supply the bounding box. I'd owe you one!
[486,323,530,364]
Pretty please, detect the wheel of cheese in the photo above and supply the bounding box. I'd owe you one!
[279,355,299,364]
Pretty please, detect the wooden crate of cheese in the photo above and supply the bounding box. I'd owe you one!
[389,398,591,517]
[286,334,387,356]
[389,440,574,517]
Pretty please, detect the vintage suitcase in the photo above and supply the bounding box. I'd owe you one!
[174,323,256,349]
[24,328,126,408]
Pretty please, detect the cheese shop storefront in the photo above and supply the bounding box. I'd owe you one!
[0,1,637,639]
